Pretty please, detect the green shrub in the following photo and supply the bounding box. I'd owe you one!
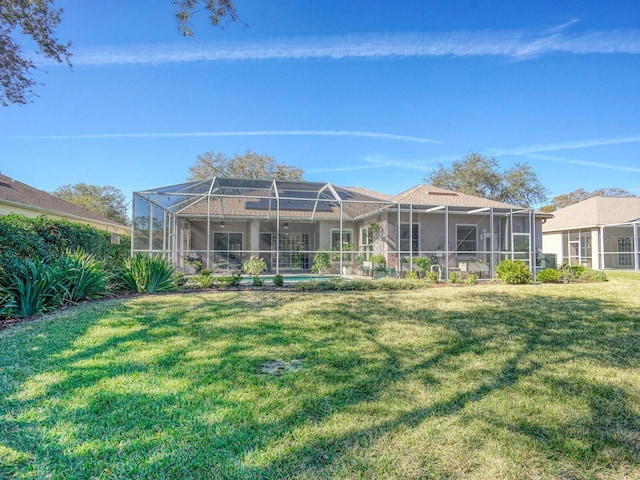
[559,263,577,283]
[0,258,62,318]
[215,272,242,287]
[57,250,107,304]
[424,271,440,284]
[0,213,129,277]
[252,275,264,286]
[119,254,178,293]
[296,277,426,292]
[578,268,608,283]
[406,271,419,280]
[538,268,562,283]
[413,256,432,272]
[464,272,479,285]
[272,274,284,287]
[370,254,386,266]
[243,256,267,276]
[449,271,462,284]
[496,259,532,284]
[195,270,214,288]
[311,250,331,273]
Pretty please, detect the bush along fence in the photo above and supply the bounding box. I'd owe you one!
[0,214,130,320]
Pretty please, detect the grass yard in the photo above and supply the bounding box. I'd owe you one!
[1,273,639,479]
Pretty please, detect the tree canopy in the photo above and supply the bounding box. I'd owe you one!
[1,0,238,106]
[0,0,72,106]
[540,188,636,212]
[424,153,548,207]
[188,150,305,181]
[52,183,129,225]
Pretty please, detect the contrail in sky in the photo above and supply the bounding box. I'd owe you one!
[63,25,640,66]
[2,130,442,144]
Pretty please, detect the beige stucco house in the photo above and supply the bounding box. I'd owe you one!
[542,196,640,271]
[133,177,552,279]
[0,173,129,236]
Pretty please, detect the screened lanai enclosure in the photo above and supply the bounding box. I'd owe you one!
[132,178,546,280]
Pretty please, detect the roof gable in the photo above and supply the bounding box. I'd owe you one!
[393,184,526,209]
[542,196,640,231]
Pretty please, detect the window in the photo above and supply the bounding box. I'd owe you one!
[456,225,477,255]
[213,232,243,269]
[400,224,419,253]
[331,229,353,249]
[618,237,633,267]
[331,229,354,261]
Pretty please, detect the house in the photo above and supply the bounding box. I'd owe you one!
[542,196,640,271]
[0,173,129,236]
[132,177,552,279]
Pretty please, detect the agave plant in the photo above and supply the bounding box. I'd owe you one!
[119,254,178,293]
[0,258,62,318]
[57,250,107,304]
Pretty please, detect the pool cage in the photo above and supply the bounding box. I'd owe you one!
[600,221,640,270]
[132,177,543,280]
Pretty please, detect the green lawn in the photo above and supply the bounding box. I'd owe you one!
[1,273,639,479]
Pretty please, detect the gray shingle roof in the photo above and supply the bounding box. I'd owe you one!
[393,184,529,209]
[0,173,128,228]
[542,196,640,231]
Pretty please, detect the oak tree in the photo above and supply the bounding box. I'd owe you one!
[52,183,129,225]
[1,0,238,105]
[188,150,304,181]
[425,152,548,207]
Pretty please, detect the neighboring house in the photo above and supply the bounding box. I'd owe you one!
[133,177,552,279]
[0,173,129,236]
[542,196,640,271]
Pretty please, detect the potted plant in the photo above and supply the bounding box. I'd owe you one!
[413,256,432,277]
[370,253,386,279]
[243,256,267,285]
[184,255,202,275]
[311,250,331,274]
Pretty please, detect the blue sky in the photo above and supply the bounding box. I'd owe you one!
[2,0,639,208]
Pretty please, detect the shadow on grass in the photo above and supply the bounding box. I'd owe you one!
[1,289,639,478]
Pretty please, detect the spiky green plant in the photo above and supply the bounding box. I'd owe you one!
[0,258,62,318]
[57,250,107,304]
[0,286,16,318]
[119,254,178,293]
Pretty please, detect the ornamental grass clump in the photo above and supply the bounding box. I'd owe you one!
[0,258,62,318]
[119,254,178,293]
[57,250,107,304]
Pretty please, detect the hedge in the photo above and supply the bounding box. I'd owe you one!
[0,214,130,277]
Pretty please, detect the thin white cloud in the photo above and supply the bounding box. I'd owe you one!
[3,130,441,144]
[522,153,640,174]
[492,133,640,155]
[63,24,640,66]
[307,154,437,175]
[488,133,640,175]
